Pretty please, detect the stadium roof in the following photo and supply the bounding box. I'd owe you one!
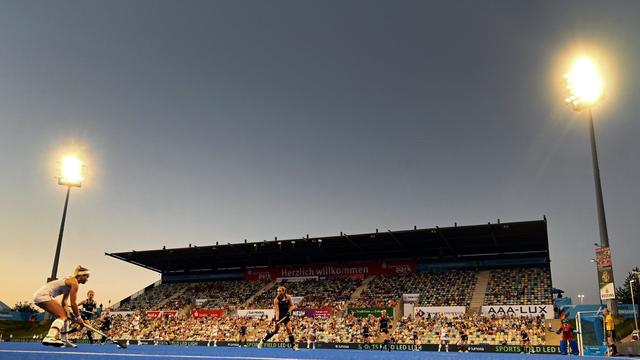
[0,300,11,312]
[107,219,549,274]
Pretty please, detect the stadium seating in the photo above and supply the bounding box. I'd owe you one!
[249,278,361,309]
[100,266,552,345]
[354,270,477,308]
[117,283,191,311]
[80,312,547,346]
[483,267,553,305]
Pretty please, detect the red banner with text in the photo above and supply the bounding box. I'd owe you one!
[244,260,415,281]
[146,311,177,318]
[191,309,224,319]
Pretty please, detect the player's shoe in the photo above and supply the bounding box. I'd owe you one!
[42,337,65,347]
[292,344,299,351]
[257,340,263,349]
[61,339,77,348]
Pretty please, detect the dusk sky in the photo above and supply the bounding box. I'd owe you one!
[1,0,639,309]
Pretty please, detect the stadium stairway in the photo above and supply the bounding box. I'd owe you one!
[350,275,376,301]
[179,303,193,317]
[241,280,276,308]
[467,270,491,314]
[545,319,562,344]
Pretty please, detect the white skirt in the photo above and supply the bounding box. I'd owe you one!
[33,291,55,305]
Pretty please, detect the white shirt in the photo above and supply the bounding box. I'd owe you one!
[35,278,70,298]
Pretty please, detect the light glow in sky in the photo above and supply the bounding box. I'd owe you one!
[565,57,604,109]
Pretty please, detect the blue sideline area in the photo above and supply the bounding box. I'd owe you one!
[0,342,630,360]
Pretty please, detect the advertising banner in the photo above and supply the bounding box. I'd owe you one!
[292,308,333,318]
[146,310,177,318]
[599,268,616,300]
[7,338,561,353]
[595,246,612,269]
[414,306,466,318]
[244,260,416,281]
[348,307,394,318]
[404,303,414,318]
[596,246,616,300]
[191,309,223,319]
[195,299,209,307]
[402,294,420,303]
[481,305,553,319]
[236,309,275,319]
[292,309,306,317]
[307,308,332,318]
[276,276,318,282]
[110,311,134,317]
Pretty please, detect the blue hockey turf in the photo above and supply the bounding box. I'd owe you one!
[0,342,627,360]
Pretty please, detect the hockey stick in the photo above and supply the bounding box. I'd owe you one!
[81,322,128,349]
[276,315,290,325]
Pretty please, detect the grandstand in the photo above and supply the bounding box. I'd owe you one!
[104,219,555,348]
[483,267,553,305]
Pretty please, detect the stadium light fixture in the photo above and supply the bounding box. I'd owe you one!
[564,56,617,315]
[564,57,603,111]
[58,155,84,187]
[49,154,84,282]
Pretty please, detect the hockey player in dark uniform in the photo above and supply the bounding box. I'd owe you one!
[362,319,372,343]
[78,290,97,343]
[257,286,298,351]
[378,310,391,351]
[520,326,533,354]
[238,319,248,347]
[99,308,112,344]
[457,330,469,352]
[412,329,421,351]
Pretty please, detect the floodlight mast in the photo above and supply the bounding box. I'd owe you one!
[564,57,617,315]
[49,155,83,282]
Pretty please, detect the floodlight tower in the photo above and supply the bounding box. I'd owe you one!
[49,155,83,282]
[564,57,617,315]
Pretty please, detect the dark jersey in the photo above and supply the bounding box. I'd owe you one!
[363,325,370,337]
[81,299,96,320]
[100,316,112,331]
[520,330,530,342]
[460,333,468,342]
[277,296,291,318]
[412,331,419,340]
[379,317,390,333]
[239,326,247,335]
